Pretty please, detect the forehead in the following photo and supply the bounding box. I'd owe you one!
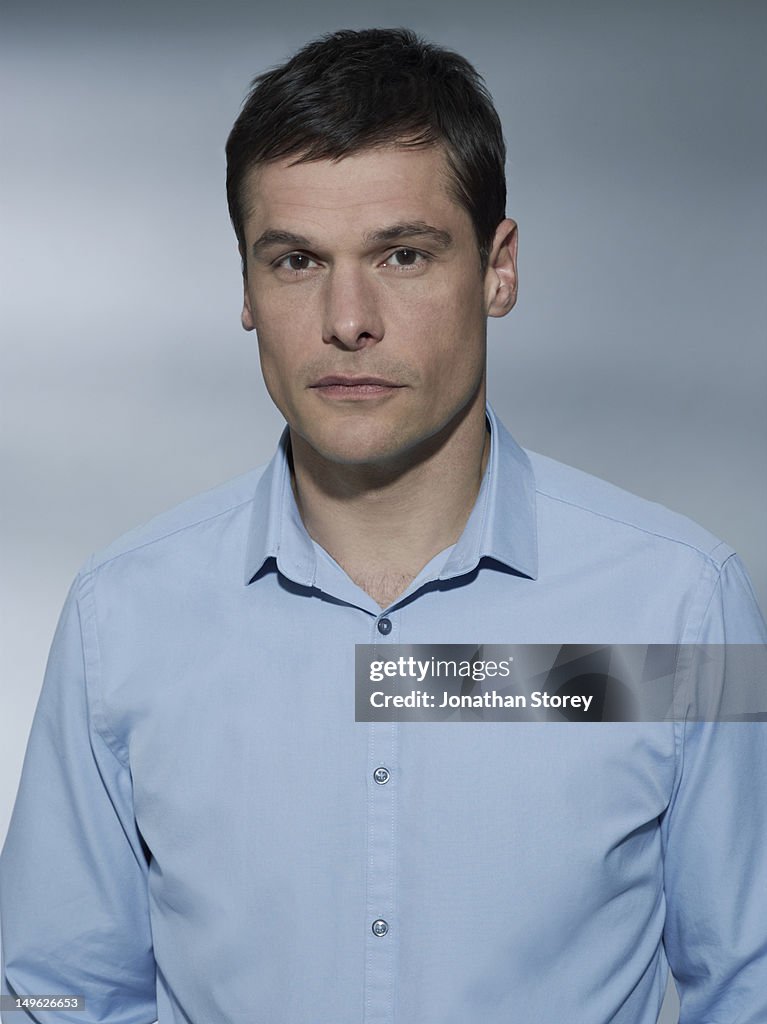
[241,144,472,240]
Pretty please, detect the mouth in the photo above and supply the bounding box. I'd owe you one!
[309,375,405,400]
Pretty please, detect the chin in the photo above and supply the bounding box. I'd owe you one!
[301,418,411,467]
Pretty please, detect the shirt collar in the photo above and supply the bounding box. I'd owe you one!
[244,403,538,587]
[440,403,538,581]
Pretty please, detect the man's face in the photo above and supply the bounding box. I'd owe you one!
[240,144,516,469]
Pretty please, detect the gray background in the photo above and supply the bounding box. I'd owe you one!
[2,1,766,1020]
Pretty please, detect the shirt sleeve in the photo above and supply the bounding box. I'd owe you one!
[661,553,767,1024]
[0,573,157,1024]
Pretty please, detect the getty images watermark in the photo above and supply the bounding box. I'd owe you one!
[355,644,767,722]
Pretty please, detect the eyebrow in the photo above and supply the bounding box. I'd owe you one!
[251,230,312,259]
[364,222,454,250]
[250,222,454,260]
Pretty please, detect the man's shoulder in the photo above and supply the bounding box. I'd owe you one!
[82,466,267,577]
[525,449,733,569]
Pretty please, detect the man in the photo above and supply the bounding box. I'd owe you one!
[1,27,765,1024]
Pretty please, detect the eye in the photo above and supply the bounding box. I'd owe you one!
[275,252,318,273]
[384,248,428,269]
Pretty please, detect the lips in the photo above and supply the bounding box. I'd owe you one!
[309,375,405,401]
[311,375,403,388]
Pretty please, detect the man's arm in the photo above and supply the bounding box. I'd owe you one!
[0,574,156,1023]
[661,554,767,1024]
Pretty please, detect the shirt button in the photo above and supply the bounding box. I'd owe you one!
[373,767,390,785]
[377,617,392,635]
[372,919,389,937]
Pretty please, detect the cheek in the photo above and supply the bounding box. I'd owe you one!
[251,321,298,411]
[250,272,310,326]
[395,281,485,377]
[250,295,308,386]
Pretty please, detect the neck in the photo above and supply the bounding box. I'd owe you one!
[289,390,490,608]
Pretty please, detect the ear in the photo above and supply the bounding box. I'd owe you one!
[484,219,518,318]
[240,245,256,332]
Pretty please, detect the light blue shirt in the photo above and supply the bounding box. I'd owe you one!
[2,405,766,1024]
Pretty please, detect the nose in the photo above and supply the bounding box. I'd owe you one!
[321,262,384,350]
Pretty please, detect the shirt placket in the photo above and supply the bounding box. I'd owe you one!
[363,610,400,1024]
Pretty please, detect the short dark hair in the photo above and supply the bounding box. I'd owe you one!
[226,28,506,273]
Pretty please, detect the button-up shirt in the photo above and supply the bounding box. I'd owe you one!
[2,405,766,1023]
